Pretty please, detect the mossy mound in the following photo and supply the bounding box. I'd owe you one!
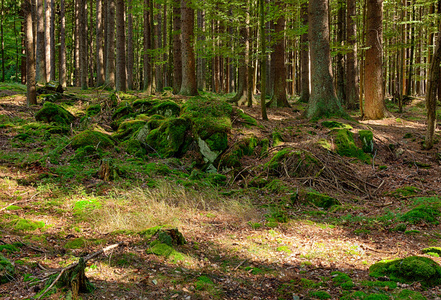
[369,256,441,287]
[149,101,181,117]
[395,289,426,300]
[306,191,340,209]
[0,243,21,253]
[391,186,420,198]
[71,145,102,162]
[272,129,284,147]
[71,130,114,150]
[321,121,352,129]
[23,122,69,136]
[233,108,258,126]
[358,130,374,153]
[112,119,146,141]
[0,255,15,284]
[333,129,371,163]
[13,218,45,231]
[264,148,321,177]
[35,102,75,126]
[220,136,259,168]
[332,271,354,290]
[309,290,331,299]
[64,238,87,249]
[145,117,191,158]
[111,102,135,129]
[85,104,101,117]
[400,205,440,225]
[146,242,187,263]
[422,247,441,256]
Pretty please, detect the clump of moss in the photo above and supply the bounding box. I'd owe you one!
[149,101,181,117]
[120,139,147,157]
[264,148,321,177]
[400,205,440,225]
[272,129,284,147]
[340,291,367,300]
[309,290,331,299]
[13,218,45,232]
[86,104,101,117]
[145,117,191,158]
[391,186,420,198]
[265,179,291,193]
[35,102,75,125]
[0,243,20,253]
[306,191,340,210]
[146,241,187,263]
[71,145,102,162]
[321,121,352,129]
[195,275,215,290]
[220,136,259,168]
[361,280,397,289]
[332,271,354,290]
[71,130,114,150]
[0,255,14,284]
[234,109,258,126]
[422,247,441,256]
[113,119,146,141]
[358,130,374,153]
[64,238,87,249]
[333,129,371,163]
[369,256,441,287]
[364,294,390,300]
[395,289,426,300]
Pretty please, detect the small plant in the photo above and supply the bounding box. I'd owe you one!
[309,290,331,299]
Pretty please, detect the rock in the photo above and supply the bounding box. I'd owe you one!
[35,102,75,126]
[71,130,114,150]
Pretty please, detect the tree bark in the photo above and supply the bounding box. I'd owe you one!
[96,0,105,86]
[115,0,126,92]
[143,0,152,93]
[346,0,359,109]
[259,0,268,120]
[336,0,346,104]
[0,0,4,81]
[79,0,88,89]
[196,9,205,91]
[364,0,386,119]
[59,0,66,87]
[173,0,182,94]
[299,1,309,103]
[179,0,198,96]
[306,0,344,118]
[105,0,115,88]
[23,0,36,105]
[155,3,163,92]
[127,0,134,90]
[36,0,46,83]
[44,0,51,82]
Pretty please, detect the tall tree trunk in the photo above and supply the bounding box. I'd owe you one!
[336,0,346,103]
[179,0,198,96]
[172,0,182,93]
[23,0,36,105]
[36,0,46,83]
[270,0,289,107]
[346,0,359,109]
[74,0,80,86]
[425,26,441,149]
[299,1,309,103]
[155,3,163,92]
[105,0,115,88]
[79,0,87,89]
[364,0,386,119]
[306,0,344,118]
[115,0,126,92]
[259,0,268,120]
[50,0,55,81]
[196,9,205,91]
[127,0,134,90]
[143,0,152,93]
[44,0,51,82]
[406,3,415,96]
[96,0,105,86]
[0,0,4,81]
[59,0,66,87]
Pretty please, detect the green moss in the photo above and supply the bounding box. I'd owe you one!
[369,256,441,287]
[400,205,440,225]
[358,130,374,153]
[306,191,340,210]
[71,130,114,150]
[73,198,101,214]
[395,289,426,300]
[391,223,407,232]
[340,291,367,300]
[391,186,420,198]
[64,238,87,249]
[195,275,214,290]
[361,280,397,289]
[112,102,134,121]
[4,205,21,211]
[13,218,45,231]
[146,242,187,263]
[265,179,291,193]
[150,101,181,117]
[86,104,101,116]
[333,129,371,163]
[71,145,102,162]
[220,136,259,168]
[35,102,75,125]
[272,129,284,146]
[364,294,390,300]
[264,148,321,177]
[120,139,147,157]
[300,278,320,288]
[205,132,228,152]
[422,247,441,256]
[0,255,14,284]
[0,244,20,253]
[332,271,354,290]
[276,246,292,254]
[113,119,146,141]
[321,121,352,129]
[145,117,191,158]
[309,290,331,299]
[235,109,258,126]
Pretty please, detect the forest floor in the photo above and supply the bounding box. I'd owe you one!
[1,83,441,300]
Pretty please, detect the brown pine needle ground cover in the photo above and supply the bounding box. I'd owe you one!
[1,83,441,299]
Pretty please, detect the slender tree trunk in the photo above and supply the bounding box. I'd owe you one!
[196,9,205,91]
[21,15,26,84]
[74,0,80,86]
[36,0,46,83]
[96,0,105,86]
[115,0,126,92]
[0,0,4,81]
[179,0,198,96]
[406,4,415,96]
[79,0,87,89]
[172,0,182,93]
[50,0,55,81]
[44,0,51,82]
[299,1,309,103]
[105,0,115,88]
[306,0,344,118]
[364,0,385,119]
[259,0,268,120]
[59,0,66,87]
[228,15,248,104]
[24,0,36,105]
[346,0,359,109]
[336,0,346,103]
[143,0,152,93]
[127,0,134,90]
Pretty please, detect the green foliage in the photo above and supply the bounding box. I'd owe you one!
[422,247,441,256]
[0,243,20,253]
[361,280,397,289]
[276,246,292,254]
[64,238,87,249]
[272,129,284,146]
[309,290,331,299]
[321,121,352,129]
[73,198,102,214]
[333,129,371,163]
[332,271,354,290]
[306,191,340,210]
[400,205,440,225]
[390,186,420,198]
[113,119,146,141]
[71,130,115,150]
[35,102,75,126]
[13,218,45,232]
[369,256,441,287]
[85,104,101,117]
[364,294,390,300]
[0,255,14,284]
[340,291,367,300]
[395,289,426,300]
[235,109,258,126]
[71,145,103,162]
[146,242,187,263]
[195,275,215,290]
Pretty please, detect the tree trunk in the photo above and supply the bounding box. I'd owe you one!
[299,1,309,103]
[143,0,152,93]
[228,16,248,104]
[336,0,346,104]
[424,26,441,149]
[127,0,134,90]
[105,0,115,88]
[23,0,36,105]
[44,0,51,82]
[259,0,268,120]
[0,0,4,81]
[79,0,88,89]
[36,0,46,83]
[59,0,66,87]
[270,0,289,107]
[172,0,182,93]
[406,4,415,96]
[115,0,126,92]
[364,0,386,119]
[306,0,344,119]
[155,3,163,92]
[196,9,205,91]
[96,0,105,86]
[346,0,359,109]
[179,0,198,96]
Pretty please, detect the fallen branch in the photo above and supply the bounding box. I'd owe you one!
[0,192,40,212]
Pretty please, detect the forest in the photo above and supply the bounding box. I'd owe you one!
[0,0,441,299]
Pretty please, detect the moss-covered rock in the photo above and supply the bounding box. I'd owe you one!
[234,108,258,126]
[321,121,352,129]
[71,130,114,150]
[369,256,441,287]
[35,102,75,125]
[112,119,146,141]
[396,289,426,300]
[220,136,259,168]
[272,129,284,147]
[86,104,101,117]
[150,101,181,117]
[400,205,440,225]
[0,255,14,284]
[359,130,374,153]
[264,148,321,177]
[306,191,340,209]
[332,271,354,290]
[111,102,135,129]
[71,145,102,162]
[333,129,371,163]
[145,117,191,158]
